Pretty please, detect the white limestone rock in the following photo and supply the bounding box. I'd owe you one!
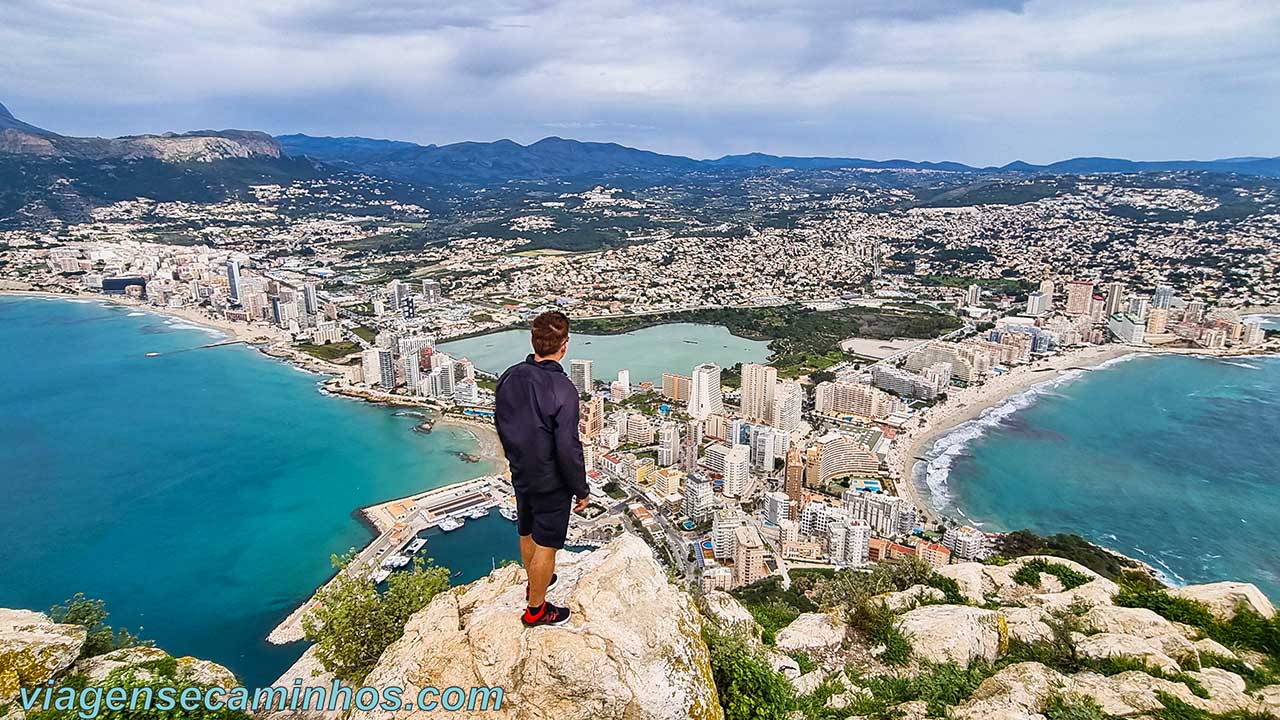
[896,605,1006,667]
[774,612,846,655]
[349,533,722,720]
[1075,633,1181,674]
[0,609,87,706]
[936,563,991,605]
[1083,606,1197,660]
[952,662,1067,720]
[1173,582,1275,622]
[873,585,947,613]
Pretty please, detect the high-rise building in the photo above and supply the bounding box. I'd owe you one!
[1153,284,1175,310]
[362,348,395,390]
[771,381,804,432]
[1128,295,1151,321]
[712,508,750,560]
[814,381,905,420]
[943,525,990,561]
[686,363,725,420]
[1183,300,1205,324]
[302,282,319,315]
[843,490,910,538]
[422,280,441,305]
[616,369,631,398]
[658,421,680,467]
[732,526,767,589]
[1038,279,1056,304]
[804,433,880,487]
[662,372,691,402]
[871,365,944,401]
[1104,281,1126,317]
[1065,280,1094,316]
[965,284,982,307]
[1108,313,1146,345]
[225,258,243,302]
[1025,291,1050,316]
[579,395,604,440]
[682,474,714,523]
[765,491,790,525]
[783,447,804,520]
[723,444,751,498]
[739,363,777,423]
[1146,307,1170,335]
[569,359,593,395]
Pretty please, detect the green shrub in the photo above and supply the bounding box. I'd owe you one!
[1011,559,1092,591]
[1044,693,1115,720]
[848,599,911,665]
[47,594,149,659]
[302,552,450,684]
[702,624,795,720]
[1115,587,1280,663]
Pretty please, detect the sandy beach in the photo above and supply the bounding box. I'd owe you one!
[434,413,510,476]
[887,343,1138,523]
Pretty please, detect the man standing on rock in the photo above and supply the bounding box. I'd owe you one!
[494,310,590,627]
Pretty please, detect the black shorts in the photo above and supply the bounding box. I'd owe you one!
[515,489,572,549]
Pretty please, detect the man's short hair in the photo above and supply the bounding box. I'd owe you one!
[531,311,569,357]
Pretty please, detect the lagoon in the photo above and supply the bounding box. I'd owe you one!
[438,322,771,384]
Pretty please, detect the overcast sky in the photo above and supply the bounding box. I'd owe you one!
[2,0,1278,164]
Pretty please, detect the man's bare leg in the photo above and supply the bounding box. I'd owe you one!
[519,534,536,571]
[526,542,558,608]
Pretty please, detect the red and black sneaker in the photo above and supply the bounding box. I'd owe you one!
[525,573,558,601]
[521,601,571,628]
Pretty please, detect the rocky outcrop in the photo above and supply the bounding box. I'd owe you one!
[1174,582,1276,621]
[701,591,757,631]
[952,661,1066,720]
[1083,605,1197,660]
[873,585,946,613]
[897,605,1006,667]
[1076,633,1182,674]
[0,609,87,705]
[0,608,236,718]
[936,563,991,605]
[774,612,846,656]
[350,534,721,720]
[0,103,281,162]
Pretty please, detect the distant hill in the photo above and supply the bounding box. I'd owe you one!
[0,103,282,162]
[279,133,1280,185]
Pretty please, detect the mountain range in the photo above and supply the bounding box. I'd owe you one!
[2,99,1280,196]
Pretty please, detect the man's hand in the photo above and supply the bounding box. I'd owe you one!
[573,496,590,513]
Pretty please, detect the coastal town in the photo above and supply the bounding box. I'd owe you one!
[2,215,1275,607]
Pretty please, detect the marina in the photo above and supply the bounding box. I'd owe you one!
[266,474,513,644]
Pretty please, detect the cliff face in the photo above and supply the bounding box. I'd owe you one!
[0,102,281,162]
[0,609,237,720]
[352,533,720,720]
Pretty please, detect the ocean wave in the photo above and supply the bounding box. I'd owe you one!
[1130,545,1186,587]
[1218,360,1262,370]
[917,367,1091,508]
[126,311,146,317]
[165,320,224,338]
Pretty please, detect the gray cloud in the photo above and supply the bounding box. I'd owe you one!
[0,0,1277,164]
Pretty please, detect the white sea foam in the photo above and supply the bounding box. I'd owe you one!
[1219,360,1261,370]
[1131,546,1186,586]
[126,311,146,317]
[919,366,1091,507]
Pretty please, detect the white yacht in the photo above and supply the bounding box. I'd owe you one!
[405,538,427,554]
[438,516,465,532]
[499,505,518,522]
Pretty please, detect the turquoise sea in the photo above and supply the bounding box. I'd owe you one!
[438,322,770,384]
[918,349,1280,598]
[0,296,518,687]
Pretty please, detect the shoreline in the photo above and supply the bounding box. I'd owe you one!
[0,286,512,504]
[889,342,1279,526]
